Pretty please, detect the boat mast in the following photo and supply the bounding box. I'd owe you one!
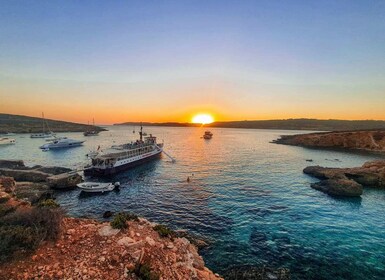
[139,123,143,141]
[42,112,45,134]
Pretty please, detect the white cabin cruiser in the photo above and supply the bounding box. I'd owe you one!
[40,138,84,149]
[84,125,163,177]
[0,137,16,145]
[77,182,120,193]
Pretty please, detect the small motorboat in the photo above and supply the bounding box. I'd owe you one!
[203,131,213,139]
[0,137,16,145]
[77,182,120,193]
[40,138,84,150]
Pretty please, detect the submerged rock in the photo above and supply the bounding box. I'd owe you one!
[311,179,363,197]
[224,266,290,280]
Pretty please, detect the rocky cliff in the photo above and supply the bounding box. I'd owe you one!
[0,176,222,280]
[273,130,385,152]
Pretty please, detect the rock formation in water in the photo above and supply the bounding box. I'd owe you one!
[273,130,385,152]
[303,160,385,197]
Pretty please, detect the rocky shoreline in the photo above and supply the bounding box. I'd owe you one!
[273,130,385,153]
[303,160,385,197]
[0,174,222,280]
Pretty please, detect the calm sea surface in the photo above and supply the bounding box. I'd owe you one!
[1,126,385,279]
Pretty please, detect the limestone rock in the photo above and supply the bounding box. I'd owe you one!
[0,176,16,193]
[46,172,82,189]
[117,237,135,246]
[311,179,363,197]
[98,225,120,237]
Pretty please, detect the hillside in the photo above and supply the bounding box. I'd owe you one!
[115,119,385,131]
[273,130,385,152]
[0,114,106,133]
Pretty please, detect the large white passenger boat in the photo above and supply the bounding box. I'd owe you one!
[84,126,163,177]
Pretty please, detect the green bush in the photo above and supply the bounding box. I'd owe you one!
[110,212,139,229]
[153,224,174,238]
[38,199,60,208]
[135,263,160,280]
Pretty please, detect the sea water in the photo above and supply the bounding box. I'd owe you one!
[1,126,385,279]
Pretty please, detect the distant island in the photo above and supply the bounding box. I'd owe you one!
[115,119,385,131]
[0,114,107,133]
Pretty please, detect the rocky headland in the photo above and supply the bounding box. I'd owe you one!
[0,113,106,133]
[0,174,222,280]
[303,160,385,197]
[273,130,385,153]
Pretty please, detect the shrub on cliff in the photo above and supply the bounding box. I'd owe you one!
[38,199,60,208]
[153,224,174,238]
[134,263,160,280]
[0,206,64,262]
[110,212,139,229]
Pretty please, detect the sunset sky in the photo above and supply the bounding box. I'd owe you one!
[1,1,384,124]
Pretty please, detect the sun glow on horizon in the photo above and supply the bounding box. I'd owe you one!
[191,114,214,124]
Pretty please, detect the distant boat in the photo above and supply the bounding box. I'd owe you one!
[31,113,56,138]
[84,118,99,136]
[77,182,120,193]
[0,137,16,145]
[40,138,84,150]
[203,131,213,139]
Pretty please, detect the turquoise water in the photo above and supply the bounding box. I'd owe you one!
[1,126,385,279]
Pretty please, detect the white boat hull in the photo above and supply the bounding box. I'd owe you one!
[77,182,115,193]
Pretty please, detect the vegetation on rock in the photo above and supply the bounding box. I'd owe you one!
[110,212,139,229]
[153,224,174,238]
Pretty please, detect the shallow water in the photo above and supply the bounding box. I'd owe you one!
[1,126,385,279]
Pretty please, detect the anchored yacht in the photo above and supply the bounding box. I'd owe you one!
[0,137,16,145]
[40,138,84,150]
[84,126,163,176]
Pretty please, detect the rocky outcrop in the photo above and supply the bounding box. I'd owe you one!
[0,160,82,190]
[273,130,385,152]
[0,217,222,280]
[304,160,385,197]
[311,179,363,197]
[46,172,82,189]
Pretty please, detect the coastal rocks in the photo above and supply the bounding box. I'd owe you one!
[0,168,50,182]
[46,172,82,189]
[311,179,363,197]
[273,130,385,152]
[0,216,223,280]
[0,176,16,193]
[304,160,385,197]
[98,225,120,236]
[0,159,83,192]
[14,182,53,204]
[103,210,114,218]
[0,160,25,169]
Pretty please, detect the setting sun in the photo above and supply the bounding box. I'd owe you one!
[192,114,214,124]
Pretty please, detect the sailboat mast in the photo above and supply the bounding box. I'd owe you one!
[139,123,143,141]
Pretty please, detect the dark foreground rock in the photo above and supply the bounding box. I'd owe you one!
[304,160,385,197]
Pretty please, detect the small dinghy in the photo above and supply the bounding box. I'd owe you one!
[77,182,120,193]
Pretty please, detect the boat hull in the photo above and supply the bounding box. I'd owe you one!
[84,150,162,177]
